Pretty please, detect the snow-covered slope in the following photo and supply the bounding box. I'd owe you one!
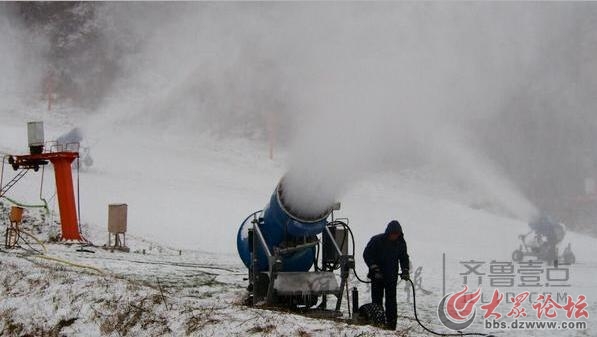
[0,107,595,336]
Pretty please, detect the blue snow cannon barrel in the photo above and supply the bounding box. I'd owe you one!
[237,179,332,272]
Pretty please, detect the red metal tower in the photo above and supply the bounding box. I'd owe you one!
[6,152,83,241]
[1,122,84,242]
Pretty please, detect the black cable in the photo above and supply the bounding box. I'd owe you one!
[313,237,321,272]
[21,240,43,255]
[353,267,372,284]
[332,220,371,284]
[71,155,90,244]
[405,278,495,337]
[15,230,43,255]
[76,156,86,242]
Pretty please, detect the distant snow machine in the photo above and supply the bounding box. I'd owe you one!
[512,215,575,264]
[79,146,94,170]
[54,127,93,170]
[55,127,83,149]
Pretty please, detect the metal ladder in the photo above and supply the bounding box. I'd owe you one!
[0,169,29,199]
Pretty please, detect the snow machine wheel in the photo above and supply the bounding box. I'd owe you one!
[358,303,386,327]
[512,249,523,262]
[563,252,576,264]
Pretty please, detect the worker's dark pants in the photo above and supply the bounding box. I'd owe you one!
[371,278,397,329]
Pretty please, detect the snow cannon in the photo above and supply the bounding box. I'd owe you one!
[237,178,357,314]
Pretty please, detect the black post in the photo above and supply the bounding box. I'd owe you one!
[352,287,359,314]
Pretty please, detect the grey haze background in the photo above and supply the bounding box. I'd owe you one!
[2,2,597,232]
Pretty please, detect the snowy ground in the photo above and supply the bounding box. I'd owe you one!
[0,106,595,336]
[0,207,397,337]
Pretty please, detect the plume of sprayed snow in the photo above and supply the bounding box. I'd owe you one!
[94,2,590,222]
[276,2,554,221]
[425,129,539,220]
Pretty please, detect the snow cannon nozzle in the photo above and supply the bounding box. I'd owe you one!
[275,178,335,223]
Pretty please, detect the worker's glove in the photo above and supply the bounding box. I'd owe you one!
[400,271,410,281]
[367,265,383,280]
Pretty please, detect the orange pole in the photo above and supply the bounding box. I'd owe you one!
[49,153,81,241]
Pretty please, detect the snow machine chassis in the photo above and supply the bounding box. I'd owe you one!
[244,212,357,317]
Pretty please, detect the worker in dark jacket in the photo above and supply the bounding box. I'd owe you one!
[363,220,410,330]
